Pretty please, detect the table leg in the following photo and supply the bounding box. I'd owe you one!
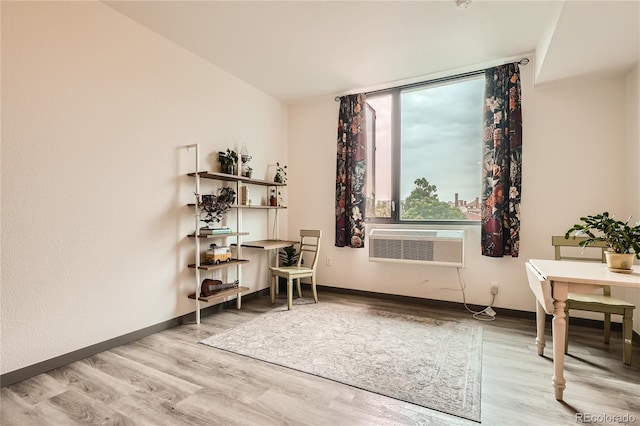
[535,300,546,356]
[270,274,276,304]
[274,250,280,295]
[551,281,568,401]
[623,308,632,365]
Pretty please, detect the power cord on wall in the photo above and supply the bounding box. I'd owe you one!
[456,268,497,322]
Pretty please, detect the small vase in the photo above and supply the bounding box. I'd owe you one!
[604,252,635,272]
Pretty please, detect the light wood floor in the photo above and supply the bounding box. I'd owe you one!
[2,290,639,426]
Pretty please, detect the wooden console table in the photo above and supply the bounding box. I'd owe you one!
[527,259,639,401]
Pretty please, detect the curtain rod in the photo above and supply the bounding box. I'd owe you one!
[334,57,529,102]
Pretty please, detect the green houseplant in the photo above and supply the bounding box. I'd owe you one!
[277,245,301,290]
[274,162,287,183]
[199,187,236,228]
[279,245,300,266]
[218,149,238,175]
[564,212,640,270]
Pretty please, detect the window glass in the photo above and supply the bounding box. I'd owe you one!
[365,95,393,219]
[366,74,484,222]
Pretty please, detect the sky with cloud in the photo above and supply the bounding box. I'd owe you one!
[368,75,484,204]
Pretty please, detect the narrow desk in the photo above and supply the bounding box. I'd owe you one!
[240,239,299,250]
[528,259,640,401]
[237,239,299,294]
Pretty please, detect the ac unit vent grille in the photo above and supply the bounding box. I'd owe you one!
[403,240,434,261]
[371,239,402,259]
[369,229,464,267]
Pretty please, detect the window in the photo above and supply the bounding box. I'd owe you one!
[365,73,484,223]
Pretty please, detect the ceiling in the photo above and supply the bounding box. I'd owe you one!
[104,1,639,103]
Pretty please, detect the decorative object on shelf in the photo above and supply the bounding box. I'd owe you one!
[201,278,223,297]
[564,211,640,272]
[274,162,287,183]
[218,148,238,175]
[204,243,232,265]
[200,279,239,297]
[199,227,232,235]
[199,187,236,227]
[241,186,251,205]
[270,188,279,206]
[240,145,253,177]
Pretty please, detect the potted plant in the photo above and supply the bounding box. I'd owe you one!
[274,162,287,183]
[218,149,238,175]
[270,188,278,206]
[277,245,302,290]
[199,187,236,228]
[564,212,640,271]
[279,245,300,266]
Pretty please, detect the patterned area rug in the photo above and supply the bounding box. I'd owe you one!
[200,301,483,422]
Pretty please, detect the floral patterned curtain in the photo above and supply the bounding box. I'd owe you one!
[481,63,522,257]
[335,94,367,248]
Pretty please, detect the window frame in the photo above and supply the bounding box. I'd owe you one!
[365,70,485,225]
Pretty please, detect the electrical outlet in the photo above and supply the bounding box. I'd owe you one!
[326,257,332,266]
[490,281,499,295]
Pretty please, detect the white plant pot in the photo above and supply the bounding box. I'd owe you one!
[604,252,635,272]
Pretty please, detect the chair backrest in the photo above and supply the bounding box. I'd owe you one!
[551,236,607,262]
[298,229,322,270]
[551,235,610,295]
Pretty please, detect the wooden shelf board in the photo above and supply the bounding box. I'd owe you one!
[188,286,250,302]
[188,232,250,238]
[188,171,286,187]
[187,259,249,270]
[187,204,286,209]
[236,205,287,209]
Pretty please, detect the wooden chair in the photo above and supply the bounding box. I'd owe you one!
[552,236,635,365]
[270,229,322,310]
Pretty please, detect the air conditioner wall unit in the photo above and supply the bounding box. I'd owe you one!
[368,229,465,267]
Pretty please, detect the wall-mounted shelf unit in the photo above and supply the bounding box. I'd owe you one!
[186,145,287,323]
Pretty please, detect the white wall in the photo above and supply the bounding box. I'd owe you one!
[2,2,638,378]
[1,1,287,374]
[625,63,640,332]
[287,59,639,330]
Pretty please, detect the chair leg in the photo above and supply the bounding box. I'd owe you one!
[296,278,302,298]
[603,313,611,344]
[270,274,276,304]
[287,278,293,310]
[623,308,632,366]
[311,274,318,303]
[564,305,569,354]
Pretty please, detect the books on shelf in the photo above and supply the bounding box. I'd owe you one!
[199,227,232,235]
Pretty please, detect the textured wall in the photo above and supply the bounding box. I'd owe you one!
[625,64,640,332]
[287,60,639,326]
[1,1,287,374]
